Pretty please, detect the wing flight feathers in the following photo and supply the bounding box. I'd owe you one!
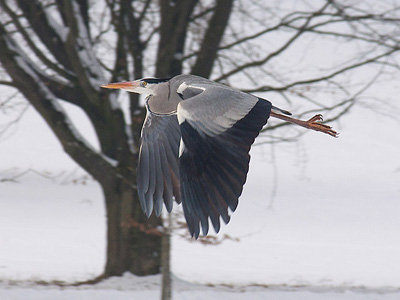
[137,108,181,217]
[177,84,272,237]
[137,75,272,238]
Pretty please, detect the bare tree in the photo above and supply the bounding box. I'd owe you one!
[0,0,399,279]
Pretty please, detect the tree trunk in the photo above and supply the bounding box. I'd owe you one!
[103,178,163,276]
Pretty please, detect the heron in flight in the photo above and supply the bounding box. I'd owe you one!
[102,74,337,238]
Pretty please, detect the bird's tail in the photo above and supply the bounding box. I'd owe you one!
[272,105,292,116]
[258,97,292,116]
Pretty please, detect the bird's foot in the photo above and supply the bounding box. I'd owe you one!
[270,111,339,137]
[305,114,338,137]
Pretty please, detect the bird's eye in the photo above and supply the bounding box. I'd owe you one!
[140,81,147,87]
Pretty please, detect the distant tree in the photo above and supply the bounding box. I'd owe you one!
[0,0,399,279]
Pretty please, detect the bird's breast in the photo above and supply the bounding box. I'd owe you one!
[146,87,180,115]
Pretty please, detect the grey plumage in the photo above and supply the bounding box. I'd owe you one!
[101,74,337,238]
[138,111,181,216]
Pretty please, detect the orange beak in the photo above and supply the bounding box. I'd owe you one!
[100,81,139,90]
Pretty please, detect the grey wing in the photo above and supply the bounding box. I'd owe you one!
[137,106,181,217]
[175,81,272,238]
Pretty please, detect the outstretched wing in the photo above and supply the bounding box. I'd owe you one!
[137,105,181,217]
[175,78,272,238]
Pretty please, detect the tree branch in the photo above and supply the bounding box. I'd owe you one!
[0,24,118,183]
[15,0,72,71]
[191,0,234,78]
[156,0,199,77]
[214,1,332,82]
[241,47,399,93]
[61,0,104,97]
[0,1,75,81]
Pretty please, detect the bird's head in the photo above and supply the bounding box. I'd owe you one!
[101,78,170,95]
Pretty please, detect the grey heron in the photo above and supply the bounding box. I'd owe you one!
[102,74,337,238]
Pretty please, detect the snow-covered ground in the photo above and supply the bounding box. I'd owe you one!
[0,94,400,299]
[2,273,400,300]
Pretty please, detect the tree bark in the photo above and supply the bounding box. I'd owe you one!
[191,0,234,78]
[0,3,162,278]
[3,0,393,283]
[0,0,233,280]
[103,180,162,276]
[157,0,199,77]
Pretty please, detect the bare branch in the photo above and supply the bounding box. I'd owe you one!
[15,0,72,70]
[191,0,234,78]
[0,80,16,87]
[156,0,199,77]
[214,1,332,82]
[0,23,118,183]
[0,97,29,140]
[241,47,399,94]
[0,1,74,81]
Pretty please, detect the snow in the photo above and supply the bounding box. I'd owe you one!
[70,1,106,90]
[43,7,69,43]
[3,31,103,159]
[2,22,400,296]
[1,97,400,298]
[4,281,400,300]
[1,273,400,300]
[0,273,400,300]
